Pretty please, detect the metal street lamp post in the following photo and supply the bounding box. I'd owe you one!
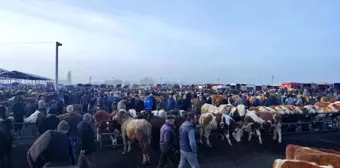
[55,41,62,91]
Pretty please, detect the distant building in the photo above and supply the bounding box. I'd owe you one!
[58,80,68,85]
[140,77,154,85]
[67,71,72,85]
[104,79,123,85]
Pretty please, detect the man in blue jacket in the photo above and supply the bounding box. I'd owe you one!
[167,95,176,111]
[157,115,178,168]
[144,93,154,111]
[286,95,296,105]
[178,112,199,168]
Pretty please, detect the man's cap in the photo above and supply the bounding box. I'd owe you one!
[57,120,69,133]
[166,115,176,120]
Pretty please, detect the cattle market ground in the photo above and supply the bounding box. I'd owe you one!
[13,130,340,168]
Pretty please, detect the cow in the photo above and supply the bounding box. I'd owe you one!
[112,109,152,164]
[273,159,333,168]
[234,110,282,144]
[327,101,340,112]
[286,144,340,160]
[286,144,340,168]
[211,95,227,106]
[199,112,236,147]
[93,110,119,148]
[320,96,337,103]
[128,109,137,118]
[201,103,229,114]
[285,105,303,114]
[221,104,246,123]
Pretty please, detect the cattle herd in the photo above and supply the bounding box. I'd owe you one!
[91,95,340,166]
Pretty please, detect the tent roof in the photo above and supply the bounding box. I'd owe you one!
[0,69,51,80]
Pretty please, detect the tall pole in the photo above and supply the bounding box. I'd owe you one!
[55,41,62,91]
[271,75,274,86]
[89,76,92,84]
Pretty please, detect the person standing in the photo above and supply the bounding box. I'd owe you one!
[77,113,96,168]
[157,115,178,168]
[167,95,176,111]
[27,121,75,168]
[178,112,199,168]
[12,98,25,135]
[117,98,127,110]
[41,106,60,133]
[0,105,13,168]
[144,93,155,111]
[63,105,83,160]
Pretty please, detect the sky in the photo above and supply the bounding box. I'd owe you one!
[0,0,339,84]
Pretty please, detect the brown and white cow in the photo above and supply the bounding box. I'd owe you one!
[201,103,231,114]
[234,110,282,144]
[320,96,337,103]
[222,104,246,118]
[286,144,340,168]
[93,110,119,147]
[199,112,237,147]
[273,159,333,168]
[112,109,152,165]
[286,144,340,160]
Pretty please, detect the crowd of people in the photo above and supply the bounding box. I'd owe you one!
[0,84,339,168]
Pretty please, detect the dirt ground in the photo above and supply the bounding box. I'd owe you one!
[12,131,340,168]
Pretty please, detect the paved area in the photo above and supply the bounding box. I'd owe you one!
[12,130,340,168]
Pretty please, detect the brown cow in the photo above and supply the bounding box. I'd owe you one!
[211,95,227,106]
[321,96,337,103]
[314,102,333,113]
[286,144,340,159]
[273,159,333,168]
[112,109,152,164]
[328,101,340,112]
[286,144,340,168]
[199,112,237,147]
[93,110,118,147]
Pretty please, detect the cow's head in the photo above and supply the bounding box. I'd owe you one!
[232,122,244,142]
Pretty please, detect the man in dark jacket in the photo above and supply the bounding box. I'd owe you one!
[134,95,144,113]
[27,121,75,168]
[178,112,199,168]
[77,113,96,168]
[81,94,90,113]
[167,95,176,111]
[12,99,25,134]
[157,115,178,168]
[25,101,36,118]
[41,107,60,133]
[0,105,12,168]
[63,105,83,160]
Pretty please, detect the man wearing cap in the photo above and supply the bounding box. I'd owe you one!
[27,120,76,168]
[77,113,96,168]
[157,115,178,168]
[41,106,60,133]
[63,105,83,161]
[117,97,127,110]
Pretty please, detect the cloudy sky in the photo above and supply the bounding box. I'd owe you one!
[0,0,339,84]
